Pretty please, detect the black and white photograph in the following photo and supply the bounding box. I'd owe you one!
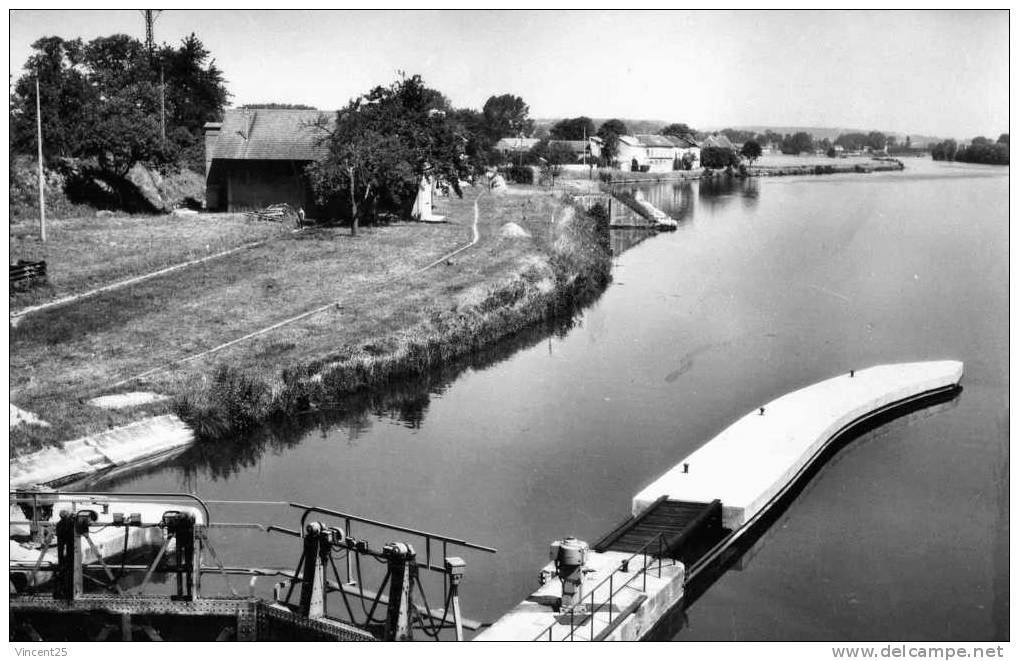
[6,7,1010,651]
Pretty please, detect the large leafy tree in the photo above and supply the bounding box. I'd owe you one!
[740,139,763,166]
[10,32,228,174]
[9,37,94,159]
[481,94,533,141]
[597,118,628,163]
[307,74,469,234]
[781,132,815,155]
[550,116,596,141]
[661,123,693,137]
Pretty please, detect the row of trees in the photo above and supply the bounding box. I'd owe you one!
[9,34,229,176]
[931,134,1009,165]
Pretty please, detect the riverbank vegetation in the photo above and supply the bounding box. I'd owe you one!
[931,135,1009,165]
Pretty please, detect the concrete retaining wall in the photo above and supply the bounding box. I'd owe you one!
[10,415,195,488]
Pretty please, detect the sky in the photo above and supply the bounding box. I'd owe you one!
[8,9,1010,139]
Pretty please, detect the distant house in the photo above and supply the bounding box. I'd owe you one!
[204,108,335,212]
[663,134,701,167]
[634,134,679,172]
[548,137,602,162]
[700,133,736,151]
[615,135,646,171]
[613,134,699,171]
[494,136,541,155]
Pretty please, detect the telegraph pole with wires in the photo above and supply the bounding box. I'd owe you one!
[143,10,162,53]
[35,75,46,243]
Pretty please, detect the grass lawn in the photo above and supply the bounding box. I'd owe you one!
[10,185,585,454]
[10,212,288,309]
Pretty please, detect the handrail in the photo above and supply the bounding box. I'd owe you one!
[290,502,497,554]
[9,490,212,525]
[533,531,672,641]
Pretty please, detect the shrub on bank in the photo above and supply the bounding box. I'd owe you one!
[505,165,537,185]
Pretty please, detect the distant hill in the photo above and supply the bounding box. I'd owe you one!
[534,119,944,147]
[708,125,944,147]
[534,117,669,136]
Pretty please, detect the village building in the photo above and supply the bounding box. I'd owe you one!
[614,134,700,171]
[633,134,680,172]
[664,134,702,167]
[548,137,603,163]
[494,136,541,156]
[203,108,335,212]
[700,133,736,151]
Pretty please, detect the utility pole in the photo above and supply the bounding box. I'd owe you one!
[35,76,46,243]
[160,66,166,143]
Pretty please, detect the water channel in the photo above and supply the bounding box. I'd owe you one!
[92,158,1008,640]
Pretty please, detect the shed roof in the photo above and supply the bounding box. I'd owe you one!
[209,109,335,161]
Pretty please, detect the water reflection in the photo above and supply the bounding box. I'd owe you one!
[698,175,760,211]
[612,175,762,225]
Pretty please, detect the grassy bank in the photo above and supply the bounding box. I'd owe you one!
[9,186,611,454]
[10,212,285,309]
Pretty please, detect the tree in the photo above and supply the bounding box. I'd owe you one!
[721,128,757,144]
[954,138,1008,165]
[930,139,957,161]
[550,116,595,141]
[156,33,230,168]
[307,74,468,234]
[661,123,693,137]
[10,32,228,173]
[481,94,532,141]
[781,132,815,155]
[866,131,887,151]
[9,36,94,159]
[82,80,170,177]
[997,133,1009,145]
[835,132,868,151]
[905,135,912,149]
[700,146,739,169]
[740,139,763,166]
[597,118,628,163]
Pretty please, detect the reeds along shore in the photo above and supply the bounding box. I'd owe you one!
[172,198,613,441]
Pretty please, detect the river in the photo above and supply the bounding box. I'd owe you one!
[92,158,1008,640]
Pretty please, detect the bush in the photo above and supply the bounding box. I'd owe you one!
[506,164,536,184]
[701,146,739,169]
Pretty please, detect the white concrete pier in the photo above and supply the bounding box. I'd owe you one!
[633,361,963,528]
[481,361,962,641]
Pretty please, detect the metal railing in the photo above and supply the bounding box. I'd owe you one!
[534,532,673,641]
[289,502,496,577]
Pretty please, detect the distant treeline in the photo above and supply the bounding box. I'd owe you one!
[931,135,1009,165]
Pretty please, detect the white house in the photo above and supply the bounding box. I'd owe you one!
[614,134,700,171]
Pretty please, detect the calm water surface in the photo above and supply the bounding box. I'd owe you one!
[95,159,1008,640]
